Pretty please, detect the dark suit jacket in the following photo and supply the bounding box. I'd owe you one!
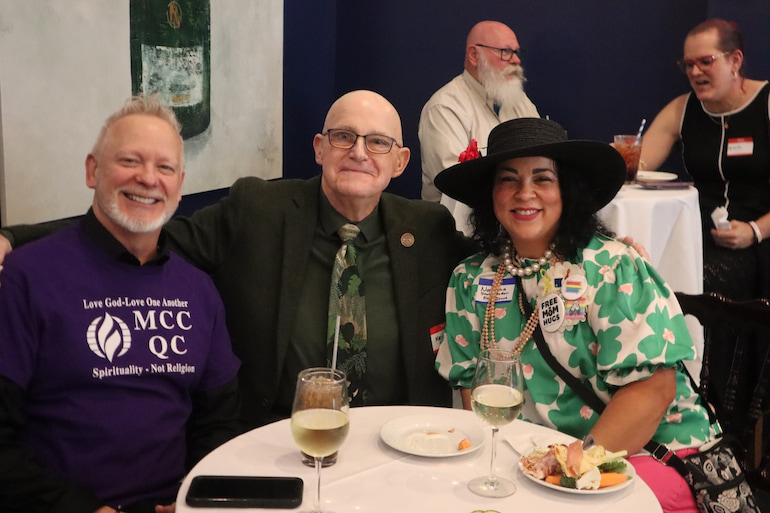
[163,176,476,427]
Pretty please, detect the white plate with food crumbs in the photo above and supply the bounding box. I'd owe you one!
[380,412,485,457]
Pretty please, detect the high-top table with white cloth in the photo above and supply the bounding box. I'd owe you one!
[176,405,662,513]
[597,184,703,295]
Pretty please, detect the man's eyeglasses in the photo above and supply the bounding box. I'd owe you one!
[474,44,520,62]
[676,51,731,73]
[323,129,402,154]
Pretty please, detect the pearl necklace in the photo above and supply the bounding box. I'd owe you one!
[481,243,556,354]
[501,242,555,277]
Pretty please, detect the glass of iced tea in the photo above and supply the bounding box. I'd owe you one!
[290,368,349,513]
[613,135,642,183]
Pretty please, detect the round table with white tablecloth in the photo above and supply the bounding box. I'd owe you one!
[175,405,662,513]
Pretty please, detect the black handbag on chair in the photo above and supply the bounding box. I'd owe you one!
[517,277,760,513]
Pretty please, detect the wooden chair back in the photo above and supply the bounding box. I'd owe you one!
[675,291,770,473]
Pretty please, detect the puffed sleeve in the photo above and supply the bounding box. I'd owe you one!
[583,238,694,388]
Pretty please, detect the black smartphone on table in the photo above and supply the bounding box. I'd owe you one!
[185,475,303,509]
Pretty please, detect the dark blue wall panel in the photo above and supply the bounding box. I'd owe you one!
[279,0,770,199]
[282,1,338,182]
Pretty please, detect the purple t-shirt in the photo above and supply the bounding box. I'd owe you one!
[0,222,240,506]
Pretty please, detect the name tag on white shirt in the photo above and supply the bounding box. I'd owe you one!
[727,137,754,157]
[475,276,515,304]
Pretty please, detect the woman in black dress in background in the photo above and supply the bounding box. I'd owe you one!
[642,18,770,301]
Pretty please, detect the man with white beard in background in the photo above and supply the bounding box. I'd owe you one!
[419,20,539,232]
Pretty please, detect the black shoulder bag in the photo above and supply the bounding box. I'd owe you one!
[516,276,759,513]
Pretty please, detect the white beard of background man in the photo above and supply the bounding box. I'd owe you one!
[477,49,528,111]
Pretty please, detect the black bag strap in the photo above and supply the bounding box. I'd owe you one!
[515,275,693,477]
[516,276,606,412]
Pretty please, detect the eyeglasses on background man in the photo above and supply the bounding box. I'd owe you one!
[474,43,521,62]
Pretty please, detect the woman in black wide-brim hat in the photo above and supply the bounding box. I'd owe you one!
[435,118,715,512]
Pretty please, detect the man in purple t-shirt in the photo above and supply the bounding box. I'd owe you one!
[0,97,242,513]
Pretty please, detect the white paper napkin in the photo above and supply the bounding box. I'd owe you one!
[506,429,575,456]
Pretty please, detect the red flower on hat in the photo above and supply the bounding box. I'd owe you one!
[458,139,481,162]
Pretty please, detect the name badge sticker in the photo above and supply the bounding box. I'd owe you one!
[475,276,515,305]
[727,137,754,157]
[430,323,446,353]
[539,293,564,333]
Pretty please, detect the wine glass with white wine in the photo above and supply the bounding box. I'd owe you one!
[468,348,524,498]
[290,368,350,513]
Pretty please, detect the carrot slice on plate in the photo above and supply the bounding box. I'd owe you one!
[599,472,629,488]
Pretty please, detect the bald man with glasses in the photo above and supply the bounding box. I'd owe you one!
[419,20,540,212]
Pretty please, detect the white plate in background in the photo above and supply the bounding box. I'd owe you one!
[636,171,678,182]
[380,412,485,457]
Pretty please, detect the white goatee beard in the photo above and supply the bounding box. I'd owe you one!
[97,191,174,234]
[478,55,527,108]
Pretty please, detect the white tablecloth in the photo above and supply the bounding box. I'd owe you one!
[597,184,703,295]
[176,405,662,513]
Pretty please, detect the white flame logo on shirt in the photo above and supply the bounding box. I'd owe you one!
[86,313,132,362]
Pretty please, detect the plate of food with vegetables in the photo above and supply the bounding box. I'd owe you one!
[518,439,634,494]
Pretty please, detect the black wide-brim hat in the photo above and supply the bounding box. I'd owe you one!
[435,117,625,211]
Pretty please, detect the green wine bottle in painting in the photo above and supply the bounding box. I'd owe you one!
[130,0,210,139]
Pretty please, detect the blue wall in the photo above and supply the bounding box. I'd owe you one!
[282,1,770,200]
[14,2,770,222]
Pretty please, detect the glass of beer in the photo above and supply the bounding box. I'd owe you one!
[613,134,643,183]
[290,368,349,513]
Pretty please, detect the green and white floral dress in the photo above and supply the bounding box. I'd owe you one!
[436,233,715,451]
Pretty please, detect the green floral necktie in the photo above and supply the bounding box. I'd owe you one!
[327,223,367,405]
